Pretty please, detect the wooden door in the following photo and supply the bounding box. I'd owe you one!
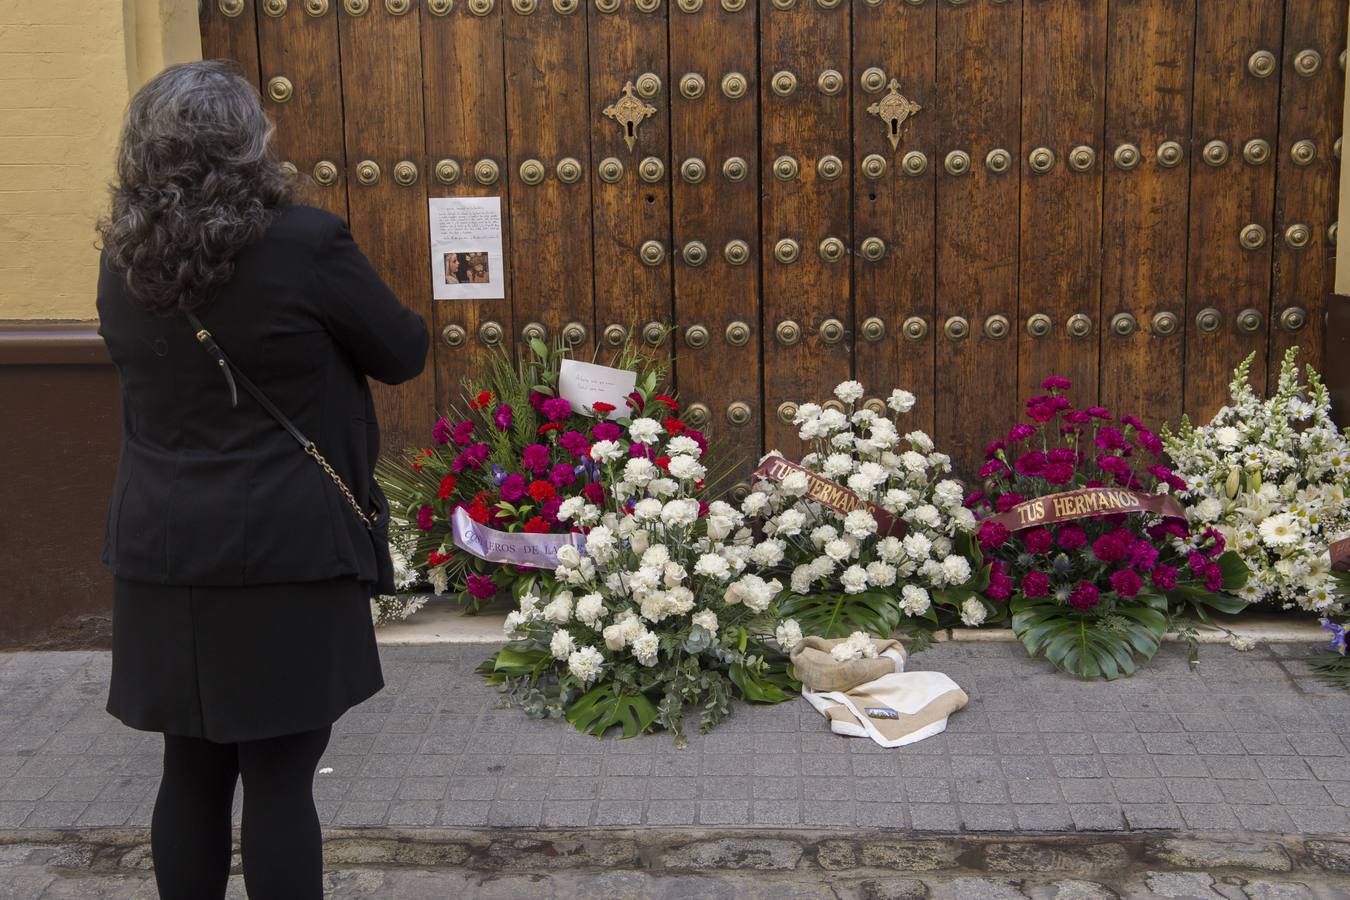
[201,0,1344,479]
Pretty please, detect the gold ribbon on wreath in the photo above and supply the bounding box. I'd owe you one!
[986,487,1188,533]
[753,455,907,538]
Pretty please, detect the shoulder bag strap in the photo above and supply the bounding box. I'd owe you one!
[185,311,374,531]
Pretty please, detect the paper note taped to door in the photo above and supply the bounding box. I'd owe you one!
[428,196,505,300]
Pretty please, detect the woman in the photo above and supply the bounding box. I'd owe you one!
[96,61,428,899]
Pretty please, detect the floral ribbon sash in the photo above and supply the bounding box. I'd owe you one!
[987,487,1187,533]
[1330,536,1350,572]
[753,455,907,538]
[451,506,586,569]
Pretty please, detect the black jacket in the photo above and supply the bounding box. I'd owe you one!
[97,205,429,588]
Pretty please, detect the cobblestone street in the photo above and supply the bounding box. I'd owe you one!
[1,639,1348,897]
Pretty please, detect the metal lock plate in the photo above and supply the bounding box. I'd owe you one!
[555,157,582,183]
[1202,140,1230,166]
[725,321,751,346]
[597,157,624,184]
[775,320,801,346]
[1291,140,1316,166]
[859,237,886,261]
[679,73,706,100]
[1109,312,1137,336]
[638,157,665,183]
[266,76,294,103]
[722,157,748,182]
[1026,313,1052,338]
[944,150,971,176]
[818,237,845,263]
[392,160,418,186]
[773,156,799,181]
[634,73,662,99]
[680,158,707,184]
[902,316,928,341]
[943,316,969,341]
[817,155,843,181]
[1028,147,1055,174]
[313,161,339,186]
[860,316,886,342]
[726,402,752,427]
[1068,145,1095,172]
[1150,311,1178,336]
[1194,307,1221,333]
[434,159,461,185]
[1284,223,1311,249]
[519,159,546,185]
[1239,224,1267,250]
[774,238,801,264]
[1242,139,1271,165]
[441,324,466,348]
[474,159,500,185]
[602,324,628,347]
[1113,144,1140,170]
[723,239,750,266]
[262,0,287,17]
[1294,49,1322,77]
[902,151,928,176]
[721,72,748,100]
[861,154,887,179]
[521,322,547,343]
[1156,141,1183,168]
[355,160,380,185]
[478,320,504,346]
[984,314,1010,340]
[638,241,666,266]
[776,401,799,424]
[1280,306,1308,332]
[1066,314,1092,338]
[603,83,657,151]
[985,149,1011,174]
[770,70,797,97]
[682,241,709,267]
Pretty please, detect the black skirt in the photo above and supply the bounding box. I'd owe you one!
[107,577,384,743]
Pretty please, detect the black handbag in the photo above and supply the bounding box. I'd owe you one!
[186,312,396,593]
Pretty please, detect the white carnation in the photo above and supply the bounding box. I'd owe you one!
[887,389,916,413]
[632,632,660,667]
[840,565,869,594]
[775,619,803,651]
[567,646,605,685]
[844,508,878,539]
[824,538,854,562]
[694,553,731,581]
[900,584,930,616]
[941,555,972,586]
[590,440,624,463]
[628,417,663,444]
[574,593,605,627]
[667,455,706,481]
[865,561,897,587]
[834,380,865,404]
[660,498,700,528]
[959,597,987,627]
[550,629,576,660]
[692,609,719,635]
[667,435,701,457]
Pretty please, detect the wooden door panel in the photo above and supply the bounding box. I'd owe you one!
[852,0,935,436]
[422,2,512,407]
[669,2,761,467]
[588,2,672,363]
[1098,0,1194,430]
[934,0,1020,477]
[760,1,852,454]
[1184,1,1284,420]
[1017,0,1106,408]
[338,2,433,453]
[199,0,262,90]
[502,2,595,358]
[1270,0,1346,386]
[257,2,348,217]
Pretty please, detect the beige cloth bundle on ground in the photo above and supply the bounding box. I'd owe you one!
[791,636,968,747]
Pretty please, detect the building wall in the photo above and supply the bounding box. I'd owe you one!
[0,0,200,321]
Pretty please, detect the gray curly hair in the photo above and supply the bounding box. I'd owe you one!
[98,60,293,315]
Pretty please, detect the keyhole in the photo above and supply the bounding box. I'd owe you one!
[645,194,656,204]
[889,118,899,139]
[868,192,878,202]
[626,122,636,141]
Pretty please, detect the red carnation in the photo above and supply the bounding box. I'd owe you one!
[653,394,679,410]
[469,389,493,410]
[654,456,671,471]
[428,549,453,566]
[592,401,616,414]
[467,502,490,524]
[663,416,687,436]
[528,480,556,502]
[537,422,564,435]
[523,516,549,534]
[437,474,458,499]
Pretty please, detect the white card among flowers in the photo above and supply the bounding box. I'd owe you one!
[557,359,637,421]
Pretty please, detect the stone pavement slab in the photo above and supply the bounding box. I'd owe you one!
[0,641,1346,835]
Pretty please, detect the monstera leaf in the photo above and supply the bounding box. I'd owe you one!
[477,642,551,685]
[776,590,904,640]
[728,659,798,704]
[565,684,659,738]
[1011,594,1168,680]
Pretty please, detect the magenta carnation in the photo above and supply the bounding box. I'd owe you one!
[1068,581,1099,611]
[591,422,622,442]
[416,505,434,530]
[452,420,475,446]
[1021,571,1051,598]
[1040,376,1073,391]
[548,462,576,489]
[559,430,590,458]
[582,482,605,505]
[1057,524,1087,550]
[1015,451,1047,477]
[1150,564,1178,591]
[1023,527,1054,555]
[1043,462,1075,485]
[977,520,1010,551]
[499,473,527,503]
[466,573,497,601]
[979,459,1009,479]
[1092,528,1133,565]
[1110,568,1142,598]
[522,443,550,474]
[493,403,513,431]
[1008,423,1037,443]
[432,417,453,445]
[541,397,572,422]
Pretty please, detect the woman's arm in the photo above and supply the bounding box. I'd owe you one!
[314,219,430,385]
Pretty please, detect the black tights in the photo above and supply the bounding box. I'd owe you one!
[151,726,331,900]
